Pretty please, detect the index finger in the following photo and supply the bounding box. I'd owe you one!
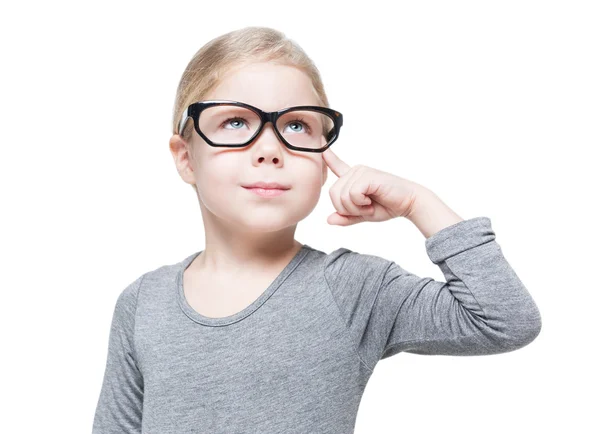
[322,148,351,178]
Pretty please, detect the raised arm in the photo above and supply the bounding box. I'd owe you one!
[324,216,542,372]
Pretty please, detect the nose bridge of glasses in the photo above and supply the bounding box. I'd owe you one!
[246,111,292,152]
[256,110,281,136]
[260,110,278,126]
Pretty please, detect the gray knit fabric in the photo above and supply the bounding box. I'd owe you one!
[92,216,542,433]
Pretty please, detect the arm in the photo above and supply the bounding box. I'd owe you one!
[324,216,542,371]
[92,275,144,434]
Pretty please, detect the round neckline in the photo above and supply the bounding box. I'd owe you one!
[176,244,313,326]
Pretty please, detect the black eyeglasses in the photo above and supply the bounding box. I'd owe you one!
[177,100,343,153]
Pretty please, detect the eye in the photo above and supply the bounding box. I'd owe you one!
[222,117,249,129]
[284,118,311,134]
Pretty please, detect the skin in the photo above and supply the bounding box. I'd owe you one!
[169,61,330,313]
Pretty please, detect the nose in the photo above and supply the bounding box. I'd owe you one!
[251,121,285,165]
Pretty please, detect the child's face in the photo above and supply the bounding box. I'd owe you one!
[171,61,329,233]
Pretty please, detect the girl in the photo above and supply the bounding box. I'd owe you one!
[92,26,542,434]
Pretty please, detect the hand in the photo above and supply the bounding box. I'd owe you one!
[322,148,423,226]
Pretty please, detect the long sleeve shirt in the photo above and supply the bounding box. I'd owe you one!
[92,216,542,433]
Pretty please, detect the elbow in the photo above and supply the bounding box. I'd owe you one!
[482,306,542,353]
[499,294,543,351]
[502,311,542,351]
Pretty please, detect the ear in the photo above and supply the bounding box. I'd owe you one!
[169,134,196,186]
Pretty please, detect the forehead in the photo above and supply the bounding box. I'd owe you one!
[205,62,320,112]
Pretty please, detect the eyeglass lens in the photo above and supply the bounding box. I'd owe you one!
[197,105,335,150]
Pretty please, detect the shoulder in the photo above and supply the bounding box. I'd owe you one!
[116,251,198,310]
[321,246,394,288]
[115,274,144,313]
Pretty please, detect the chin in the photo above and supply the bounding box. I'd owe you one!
[235,214,298,233]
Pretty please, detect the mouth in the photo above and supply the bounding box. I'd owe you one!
[242,185,290,198]
[242,182,291,190]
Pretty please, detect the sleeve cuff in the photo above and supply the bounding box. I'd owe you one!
[425,216,496,264]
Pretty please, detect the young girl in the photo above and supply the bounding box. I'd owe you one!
[92,26,542,434]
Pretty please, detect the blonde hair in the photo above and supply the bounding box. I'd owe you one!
[172,26,331,152]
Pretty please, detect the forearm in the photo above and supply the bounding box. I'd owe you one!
[407,186,464,239]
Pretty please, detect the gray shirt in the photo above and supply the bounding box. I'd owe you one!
[92,216,542,433]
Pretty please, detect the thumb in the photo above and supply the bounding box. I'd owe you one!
[327,212,364,226]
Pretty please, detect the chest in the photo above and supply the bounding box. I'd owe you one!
[139,284,367,425]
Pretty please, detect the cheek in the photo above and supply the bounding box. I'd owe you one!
[288,160,324,209]
[194,155,241,206]
[194,149,239,183]
[294,158,324,189]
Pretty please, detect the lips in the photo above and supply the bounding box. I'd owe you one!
[242,181,291,190]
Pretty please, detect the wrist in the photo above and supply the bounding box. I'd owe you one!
[406,187,464,239]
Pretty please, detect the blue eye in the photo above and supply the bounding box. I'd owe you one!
[284,118,311,134]
[222,117,249,129]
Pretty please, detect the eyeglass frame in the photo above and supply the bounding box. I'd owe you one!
[177,100,344,153]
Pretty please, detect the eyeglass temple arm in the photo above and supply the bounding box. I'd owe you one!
[178,108,190,136]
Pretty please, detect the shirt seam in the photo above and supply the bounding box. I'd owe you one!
[374,261,400,368]
[322,258,375,375]
[132,273,145,368]
[382,272,436,353]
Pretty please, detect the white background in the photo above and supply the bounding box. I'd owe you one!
[1,1,598,433]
